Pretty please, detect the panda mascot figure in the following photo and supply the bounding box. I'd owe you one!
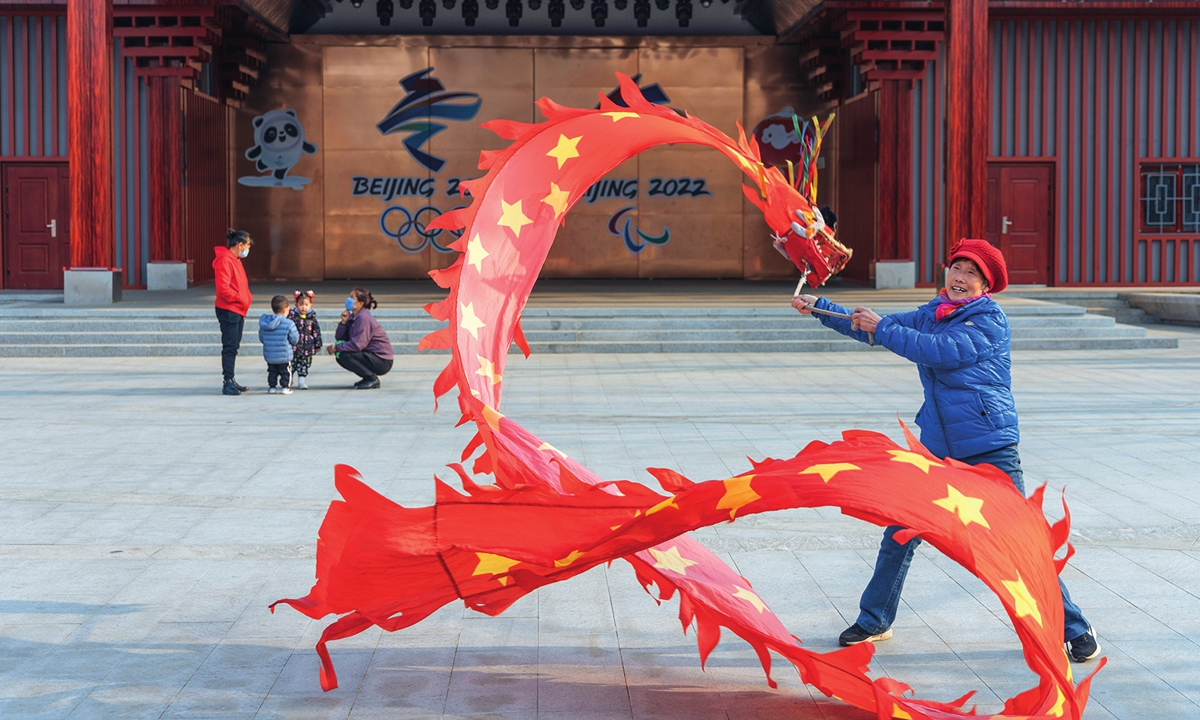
[238,109,317,190]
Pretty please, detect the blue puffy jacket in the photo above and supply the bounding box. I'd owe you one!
[258,313,300,364]
[813,295,1019,459]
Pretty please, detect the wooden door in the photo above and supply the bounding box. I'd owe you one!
[3,164,70,289]
[986,163,1052,285]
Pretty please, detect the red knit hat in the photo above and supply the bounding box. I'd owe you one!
[948,238,1008,293]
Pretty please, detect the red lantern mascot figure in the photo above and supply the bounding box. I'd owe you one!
[793,239,1102,664]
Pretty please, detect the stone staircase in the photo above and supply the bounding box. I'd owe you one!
[0,300,1176,356]
[1008,291,1158,325]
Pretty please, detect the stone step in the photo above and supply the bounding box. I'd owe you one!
[0,313,1121,334]
[1016,293,1163,325]
[0,299,1173,355]
[1062,298,1129,310]
[1010,336,1178,350]
[0,335,1177,357]
[0,321,1153,346]
[0,302,1091,320]
[1084,307,1158,325]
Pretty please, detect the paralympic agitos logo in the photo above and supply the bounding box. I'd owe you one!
[378,68,481,173]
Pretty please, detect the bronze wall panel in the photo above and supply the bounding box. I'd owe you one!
[638,46,744,136]
[322,46,438,278]
[231,39,823,280]
[638,212,744,277]
[636,147,744,214]
[636,147,743,277]
[322,149,433,278]
[428,47,535,272]
[232,42,326,281]
[742,196,783,280]
[428,47,535,150]
[636,47,744,278]
[533,47,638,112]
[540,157,640,278]
[322,46,431,155]
[535,49,640,277]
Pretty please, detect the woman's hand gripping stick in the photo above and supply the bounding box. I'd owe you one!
[791,291,876,347]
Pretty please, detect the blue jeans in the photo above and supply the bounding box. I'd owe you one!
[855,444,1091,642]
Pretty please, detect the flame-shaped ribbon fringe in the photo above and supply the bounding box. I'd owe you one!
[274,74,1102,720]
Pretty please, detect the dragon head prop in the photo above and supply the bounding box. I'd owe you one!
[737,111,850,289]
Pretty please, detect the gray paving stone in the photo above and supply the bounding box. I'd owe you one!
[2,346,1199,718]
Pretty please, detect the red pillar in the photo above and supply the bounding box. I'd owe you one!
[944,0,989,245]
[67,0,114,269]
[148,76,183,262]
[878,79,913,260]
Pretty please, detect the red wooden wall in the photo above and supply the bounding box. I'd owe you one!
[911,43,945,285]
[0,13,65,158]
[912,17,1199,286]
[0,10,151,288]
[835,92,879,284]
[994,18,1199,284]
[112,41,149,288]
[1,6,237,290]
[184,87,227,285]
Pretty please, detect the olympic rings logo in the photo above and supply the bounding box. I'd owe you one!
[379,205,466,254]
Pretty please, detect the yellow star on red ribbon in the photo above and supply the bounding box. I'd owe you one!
[648,546,696,575]
[1002,573,1043,626]
[732,586,766,613]
[603,111,639,122]
[800,463,860,483]
[497,199,533,238]
[887,450,944,473]
[546,134,582,169]
[459,301,485,339]
[542,182,571,219]
[466,234,489,272]
[475,356,502,386]
[716,475,759,520]
[932,485,990,528]
[473,552,519,585]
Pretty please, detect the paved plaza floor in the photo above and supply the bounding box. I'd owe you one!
[1,326,1199,718]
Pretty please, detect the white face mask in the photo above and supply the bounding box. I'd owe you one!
[238,247,250,259]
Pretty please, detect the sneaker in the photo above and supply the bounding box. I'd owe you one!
[222,381,241,396]
[268,387,277,394]
[1067,627,1101,662]
[838,624,893,647]
[280,387,293,395]
[354,377,381,390]
[232,379,248,392]
[296,376,308,390]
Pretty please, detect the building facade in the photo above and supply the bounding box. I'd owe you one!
[0,0,1196,291]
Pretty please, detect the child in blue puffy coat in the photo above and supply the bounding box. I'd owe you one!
[259,295,300,395]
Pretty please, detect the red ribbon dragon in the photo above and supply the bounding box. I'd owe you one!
[273,74,1102,720]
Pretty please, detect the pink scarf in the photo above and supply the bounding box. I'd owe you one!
[934,289,990,321]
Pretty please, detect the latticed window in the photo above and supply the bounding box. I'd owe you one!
[1141,164,1200,233]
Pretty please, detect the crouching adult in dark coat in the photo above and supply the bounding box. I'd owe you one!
[327,287,394,390]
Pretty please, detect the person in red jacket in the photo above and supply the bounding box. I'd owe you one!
[213,230,254,395]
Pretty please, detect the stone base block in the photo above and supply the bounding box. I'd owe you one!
[1122,292,1200,325]
[64,269,123,305]
[873,260,916,289]
[147,261,192,291]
